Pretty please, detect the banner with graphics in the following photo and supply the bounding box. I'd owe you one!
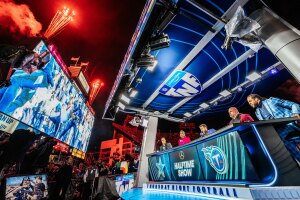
[0,112,19,134]
[169,146,204,181]
[148,153,172,181]
[115,174,135,196]
[197,131,259,181]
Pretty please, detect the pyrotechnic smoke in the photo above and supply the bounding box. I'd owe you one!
[0,0,42,37]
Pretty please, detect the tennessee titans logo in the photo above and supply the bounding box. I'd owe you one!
[202,146,228,174]
[159,71,201,97]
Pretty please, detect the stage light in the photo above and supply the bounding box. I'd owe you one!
[246,72,262,82]
[117,102,126,110]
[184,112,192,117]
[200,102,209,109]
[149,33,170,51]
[120,94,130,104]
[270,68,278,75]
[136,77,142,84]
[128,88,138,98]
[136,54,158,71]
[219,89,231,97]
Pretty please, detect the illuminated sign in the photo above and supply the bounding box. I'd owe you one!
[169,146,203,180]
[159,71,202,97]
[0,112,19,134]
[116,174,135,196]
[78,71,90,94]
[0,41,94,152]
[72,148,86,159]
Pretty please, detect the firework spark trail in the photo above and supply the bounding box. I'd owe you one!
[44,7,75,39]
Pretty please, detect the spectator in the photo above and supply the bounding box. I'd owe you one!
[53,156,73,200]
[83,163,99,200]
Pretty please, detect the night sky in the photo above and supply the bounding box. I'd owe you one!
[0,0,146,151]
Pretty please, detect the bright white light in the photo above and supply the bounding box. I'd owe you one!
[219,89,231,97]
[129,89,138,98]
[147,59,158,71]
[246,72,261,82]
[200,102,209,109]
[184,112,192,117]
[120,94,130,104]
[117,102,126,110]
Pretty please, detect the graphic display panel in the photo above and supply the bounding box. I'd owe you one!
[197,131,259,181]
[0,41,94,152]
[169,146,204,181]
[5,174,48,200]
[148,153,172,181]
[115,174,135,196]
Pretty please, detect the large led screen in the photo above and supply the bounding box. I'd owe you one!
[0,41,94,152]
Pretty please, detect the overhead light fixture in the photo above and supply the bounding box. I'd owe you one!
[149,33,170,51]
[136,77,142,84]
[219,89,232,97]
[270,68,278,75]
[184,112,192,117]
[128,88,138,98]
[136,53,158,71]
[246,72,262,82]
[193,108,202,114]
[117,102,126,110]
[209,96,222,105]
[120,94,130,104]
[200,102,209,109]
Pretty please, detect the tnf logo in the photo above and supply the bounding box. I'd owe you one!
[159,71,201,97]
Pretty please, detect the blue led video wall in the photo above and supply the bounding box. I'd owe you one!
[0,41,94,152]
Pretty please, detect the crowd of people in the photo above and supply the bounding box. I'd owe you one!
[0,127,139,200]
[159,94,300,163]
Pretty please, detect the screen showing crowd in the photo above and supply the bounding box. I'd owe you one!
[5,174,48,200]
[0,41,94,152]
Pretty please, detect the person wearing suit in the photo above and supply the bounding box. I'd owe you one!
[160,137,172,151]
[247,94,300,161]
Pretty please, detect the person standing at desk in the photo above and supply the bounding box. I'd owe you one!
[178,130,191,146]
[247,94,300,162]
[160,137,172,151]
[228,107,254,124]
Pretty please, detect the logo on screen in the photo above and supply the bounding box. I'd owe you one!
[156,157,165,178]
[159,71,201,97]
[179,151,185,160]
[202,146,228,174]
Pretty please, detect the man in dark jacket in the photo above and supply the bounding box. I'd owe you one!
[159,137,172,151]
